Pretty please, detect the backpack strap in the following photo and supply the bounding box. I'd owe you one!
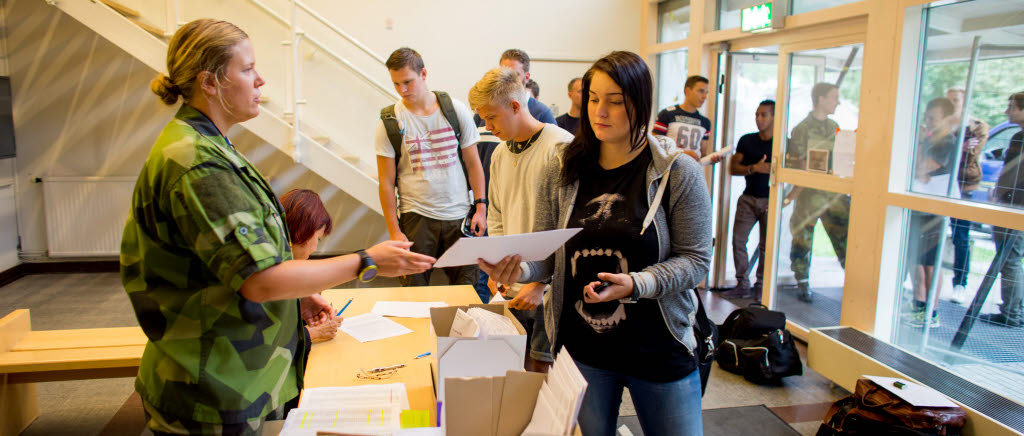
[433,91,470,187]
[380,104,404,185]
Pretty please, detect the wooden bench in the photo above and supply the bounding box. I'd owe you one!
[0,309,145,436]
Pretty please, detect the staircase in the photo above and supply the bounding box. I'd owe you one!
[47,0,390,215]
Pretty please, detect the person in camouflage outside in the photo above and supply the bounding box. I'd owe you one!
[783,82,849,303]
[121,19,435,435]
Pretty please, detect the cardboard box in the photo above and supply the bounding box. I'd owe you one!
[444,370,580,436]
[429,304,527,404]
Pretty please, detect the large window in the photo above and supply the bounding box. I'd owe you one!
[888,0,1024,405]
[658,0,691,43]
[656,49,689,112]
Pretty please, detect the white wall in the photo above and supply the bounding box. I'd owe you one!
[7,0,386,257]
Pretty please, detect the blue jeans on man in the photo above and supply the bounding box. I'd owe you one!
[574,360,702,436]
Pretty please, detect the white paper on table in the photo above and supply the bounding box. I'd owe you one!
[371,301,448,318]
[338,313,413,343]
[449,309,480,338]
[284,384,411,436]
[433,228,582,268]
[466,307,519,337]
[863,375,959,408]
[300,383,410,409]
[701,145,732,166]
[911,174,952,196]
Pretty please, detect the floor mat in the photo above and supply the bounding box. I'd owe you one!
[616,404,800,436]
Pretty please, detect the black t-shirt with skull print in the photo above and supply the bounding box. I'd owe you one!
[560,146,696,382]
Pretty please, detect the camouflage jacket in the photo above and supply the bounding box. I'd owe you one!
[121,104,305,424]
[786,113,839,172]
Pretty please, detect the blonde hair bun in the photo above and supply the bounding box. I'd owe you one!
[151,74,181,105]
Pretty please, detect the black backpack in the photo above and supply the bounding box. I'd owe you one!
[720,303,787,340]
[380,90,468,186]
[717,328,803,384]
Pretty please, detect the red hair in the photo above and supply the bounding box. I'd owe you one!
[280,189,333,245]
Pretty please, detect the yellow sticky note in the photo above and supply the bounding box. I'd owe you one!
[399,409,432,429]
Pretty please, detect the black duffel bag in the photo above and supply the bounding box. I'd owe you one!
[717,328,802,384]
[720,303,787,340]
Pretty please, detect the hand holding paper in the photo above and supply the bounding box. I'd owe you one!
[434,229,582,268]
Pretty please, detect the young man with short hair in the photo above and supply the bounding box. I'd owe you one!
[374,47,487,287]
[556,77,582,134]
[980,92,1024,328]
[478,49,556,125]
[784,82,849,303]
[723,100,775,300]
[653,75,724,164]
[468,67,574,369]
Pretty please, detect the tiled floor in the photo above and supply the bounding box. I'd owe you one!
[2,272,849,435]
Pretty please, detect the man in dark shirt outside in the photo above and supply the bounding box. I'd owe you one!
[722,100,775,300]
[474,49,557,127]
[980,91,1024,328]
[652,75,725,164]
[556,77,582,134]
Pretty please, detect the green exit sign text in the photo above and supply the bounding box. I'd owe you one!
[741,2,773,32]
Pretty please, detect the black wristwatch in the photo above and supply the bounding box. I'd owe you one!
[473,198,488,206]
[356,249,378,283]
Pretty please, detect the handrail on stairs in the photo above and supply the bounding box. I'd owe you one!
[246,0,399,102]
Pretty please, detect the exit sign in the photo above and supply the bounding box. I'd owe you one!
[741,3,773,32]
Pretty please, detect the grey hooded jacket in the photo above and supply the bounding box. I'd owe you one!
[520,134,713,356]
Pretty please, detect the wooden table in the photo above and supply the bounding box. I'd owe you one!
[302,285,482,417]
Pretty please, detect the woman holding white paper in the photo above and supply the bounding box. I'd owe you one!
[480,51,712,436]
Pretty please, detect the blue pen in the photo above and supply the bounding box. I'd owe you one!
[336,298,353,316]
[415,352,431,359]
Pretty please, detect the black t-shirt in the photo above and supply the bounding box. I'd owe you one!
[555,113,580,135]
[560,146,696,382]
[736,133,773,198]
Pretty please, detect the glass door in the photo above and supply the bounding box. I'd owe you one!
[764,39,864,331]
[710,50,779,291]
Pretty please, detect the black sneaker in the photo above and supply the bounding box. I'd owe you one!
[797,282,813,303]
[978,313,1023,328]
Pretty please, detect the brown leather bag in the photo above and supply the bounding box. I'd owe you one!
[821,378,967,435]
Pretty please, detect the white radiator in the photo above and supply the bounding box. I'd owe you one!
[42,176,136,257]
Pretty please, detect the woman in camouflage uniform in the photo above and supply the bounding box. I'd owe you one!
[121,19,435,435]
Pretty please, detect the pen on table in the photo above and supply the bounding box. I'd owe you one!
[415,351,431,359]
[336,298,353,317]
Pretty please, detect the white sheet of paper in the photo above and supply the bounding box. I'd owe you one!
[285,383,411,436]
[701,145,732,166]
[833,131,856,178]
[433,228,582,268]
[371,301,447,318]
[489,292,506,303]
[339,313,413,343]
[449,309,480,338]
[911,174,952,196]
[863,375,959,408]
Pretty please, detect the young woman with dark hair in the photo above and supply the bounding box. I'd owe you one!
[481,51,712,435]
[280,189,342,342]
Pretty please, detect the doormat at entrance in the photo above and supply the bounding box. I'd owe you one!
[616,405,800,436]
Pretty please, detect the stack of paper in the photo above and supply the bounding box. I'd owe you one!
[449,307,520,339]
[523,348,587,435]
[340,313,413,342]
[372,301,448,318]
[283,384,411,436]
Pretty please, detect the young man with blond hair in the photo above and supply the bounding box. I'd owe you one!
[469,67,573,369]
[375,47,487,287]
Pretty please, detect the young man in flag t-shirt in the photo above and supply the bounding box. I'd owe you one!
[653,75,724,165]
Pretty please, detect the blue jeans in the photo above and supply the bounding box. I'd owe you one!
[474,269,491,303]
[950,217,972,287]
[575,360,702,436]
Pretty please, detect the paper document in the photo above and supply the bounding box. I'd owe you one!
[701,145,732,166]
[449,308,480,338]
[467,307,519,338]
[524,348,588,435]
[372,301,448,318]
[489,292,507,303]
[863,375,959,408]
[340,313,413,343]
[433,228,582,268]
[284,384,411,436]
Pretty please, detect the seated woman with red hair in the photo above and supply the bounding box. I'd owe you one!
[281,188,343,341]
